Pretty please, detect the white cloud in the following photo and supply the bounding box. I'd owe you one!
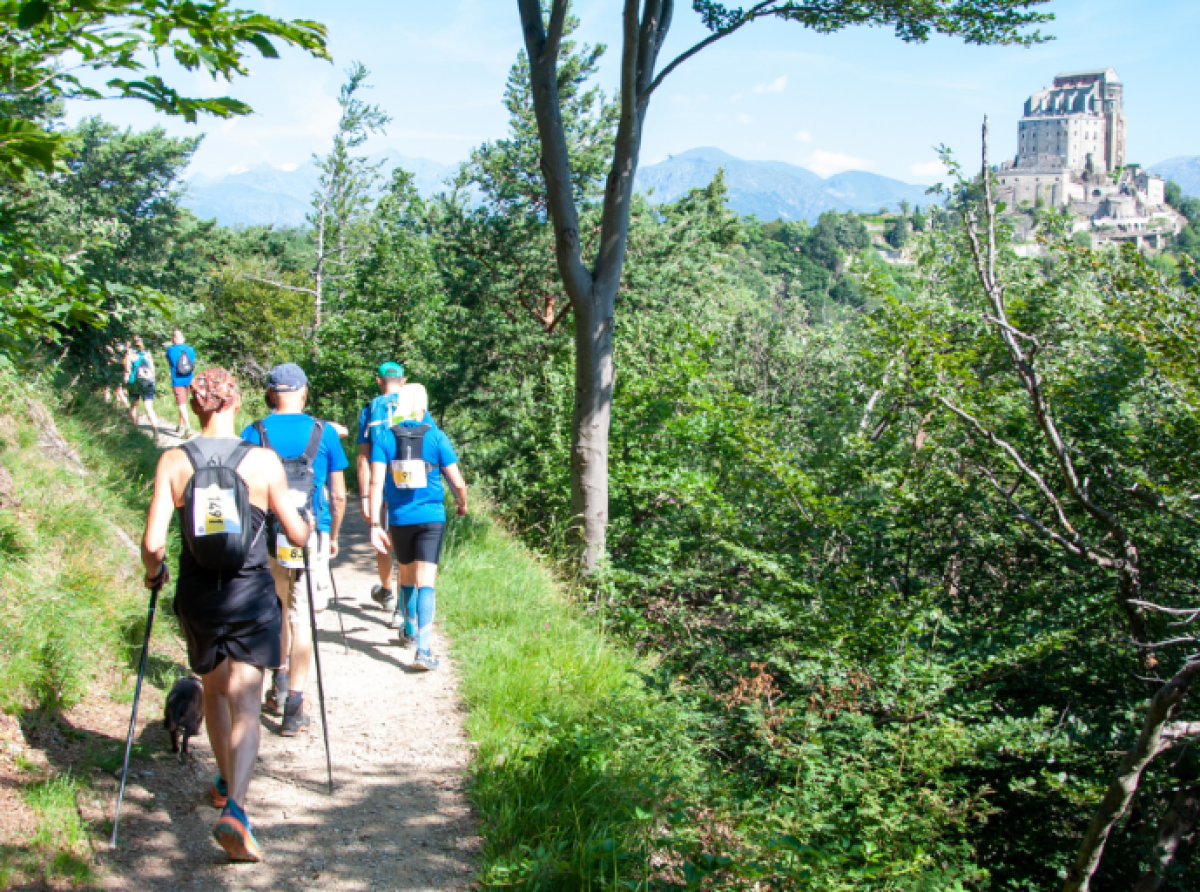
[737,113,754,124]
[908,160,948,182]
[803,150,876,177]
[281,162,299,172]
[753,75,787,94]
[794,130,813,143]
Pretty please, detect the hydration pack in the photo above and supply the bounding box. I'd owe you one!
[388,423,432,490]
[180,439,256,573]
[174,349,193,377]
[253,419,324,568]
[135,352,155,383]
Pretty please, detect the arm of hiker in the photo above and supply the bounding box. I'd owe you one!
[368,460,389,555]
[444,463,468,517]
[140,451,177,587]
[264,453,314,546]
[328,469,346,557]
[357,443,372,521]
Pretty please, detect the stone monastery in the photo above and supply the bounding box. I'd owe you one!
[995,68,1182,249]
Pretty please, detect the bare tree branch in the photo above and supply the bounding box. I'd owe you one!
[1063,661,1200,892]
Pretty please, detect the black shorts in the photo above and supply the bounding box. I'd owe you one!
[128,381,155,401]
[176,608,282,676]
[389,522,446,565]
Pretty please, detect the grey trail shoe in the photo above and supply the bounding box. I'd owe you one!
[369,584,395,612]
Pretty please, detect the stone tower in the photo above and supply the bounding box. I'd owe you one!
[1016,68,1125,173]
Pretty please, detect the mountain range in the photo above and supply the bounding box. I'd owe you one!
[183,149,456,228]
[1148,156,1200,199]
[182,147,1200,229]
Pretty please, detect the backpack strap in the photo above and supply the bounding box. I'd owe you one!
[252,420,272,451]
[180,440,203,471]
[300,420,325,466]
[181,437,254,470]
[225,440,255,470]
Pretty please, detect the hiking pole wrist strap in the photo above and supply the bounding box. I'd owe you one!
[144,563,168,587]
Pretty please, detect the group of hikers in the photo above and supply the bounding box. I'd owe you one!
[138,358,467,863]
[105,329,198,437]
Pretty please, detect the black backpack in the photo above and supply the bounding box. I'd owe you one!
[253,418,325,521]
[174,348,193,377]
[180,438,257,573]
[388,423,433,489]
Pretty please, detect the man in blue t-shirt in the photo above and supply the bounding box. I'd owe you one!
[165,329,197,436]
[356,361,406,614]
[368,383,468,671]
[242,363,349,735]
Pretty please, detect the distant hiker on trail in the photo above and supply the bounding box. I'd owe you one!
[357,361,408,618]
[140,368,312,863]
[165,329,197,436]
[104,339,130,408]
[368,383,468,671]
[124,337,161,432]
[242,363,348,736]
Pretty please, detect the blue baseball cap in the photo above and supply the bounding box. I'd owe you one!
[267,363,308,392]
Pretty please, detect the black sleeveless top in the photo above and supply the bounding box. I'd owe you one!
[174,502,277,625]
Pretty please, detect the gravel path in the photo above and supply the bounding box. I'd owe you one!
[92,505,480,891]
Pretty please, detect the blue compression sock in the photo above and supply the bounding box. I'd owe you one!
[401,585,417,637]
[417,586,435,651]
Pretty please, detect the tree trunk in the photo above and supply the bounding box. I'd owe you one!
[1134,749,1200,892]
[571,295,614,572]
[1063,661,1200,892]
[518,0,670,572]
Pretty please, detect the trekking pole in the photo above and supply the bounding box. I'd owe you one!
[302,542,334,794]
[327,564,349,654]
[111,570,165,848]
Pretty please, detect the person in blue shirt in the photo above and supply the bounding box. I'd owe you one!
[165,329,197,436]
[242,363,349,735]
[357,362,406,615]
[123,336,161,432]
[368,383,468,671]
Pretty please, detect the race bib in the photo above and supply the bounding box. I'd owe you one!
[390,459,427,490]
[275,530,313,569]
[195,485,241,537]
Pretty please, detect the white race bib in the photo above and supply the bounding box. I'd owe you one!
[275,529,316,569]
[194,485,241,538]
[390,459,427,490]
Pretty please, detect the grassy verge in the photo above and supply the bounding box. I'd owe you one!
[438,513,717,889]
[0,367,187,886]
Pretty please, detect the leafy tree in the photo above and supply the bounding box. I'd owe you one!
[0,0,329,362]
[884,214,909,249]
[911,204,927,232]
[518,0,1050,571]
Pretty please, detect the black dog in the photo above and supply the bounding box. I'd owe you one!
[164,676,204,760]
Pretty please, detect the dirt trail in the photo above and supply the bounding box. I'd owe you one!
[87,453,481,891]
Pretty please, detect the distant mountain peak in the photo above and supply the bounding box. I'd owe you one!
[635,148,930,221]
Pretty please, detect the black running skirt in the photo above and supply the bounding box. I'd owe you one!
[176,603,282,676]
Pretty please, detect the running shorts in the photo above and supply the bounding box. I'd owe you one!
[176,606,282,676]
[172,384,190,405]
[389,521,446,565]
[128,381,155,401]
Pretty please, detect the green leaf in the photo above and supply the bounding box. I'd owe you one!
[16,0,50,29]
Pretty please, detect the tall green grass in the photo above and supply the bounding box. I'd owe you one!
[439,513,714,889]
[0,368,169,710]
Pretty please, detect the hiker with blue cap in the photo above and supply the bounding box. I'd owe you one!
[242,363,348,735]
[357,361,406,615]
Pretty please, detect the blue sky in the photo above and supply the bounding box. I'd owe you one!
[64,0,1198,183]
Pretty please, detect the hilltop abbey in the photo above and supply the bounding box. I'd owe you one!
[995,69,1181,249]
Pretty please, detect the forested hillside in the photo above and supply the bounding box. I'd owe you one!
[4,3,1200,890]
